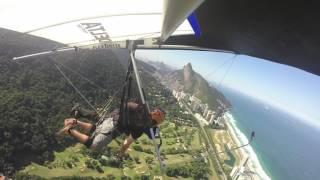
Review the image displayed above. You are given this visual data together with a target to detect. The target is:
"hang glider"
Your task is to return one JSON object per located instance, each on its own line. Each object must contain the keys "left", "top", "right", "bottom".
{"left": 167, "top": 0, "right": 320, "bottom": 76}
{"left": 0, "top": 0, "right": 203, "bottom": 49}
{"left": 1, "top": 0, "right": 319, "bottom": 75}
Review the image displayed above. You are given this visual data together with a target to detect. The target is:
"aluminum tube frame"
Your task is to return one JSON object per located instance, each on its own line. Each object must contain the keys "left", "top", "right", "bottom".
{"left": 149, "top": 127, "right": 165, "bottom": 171}
{"left": 13, "top": 47, "right": 76, "bottom": 60}
{"left": 129, "top": 50, "right": 150, "bottom": 112}
{"left": 136, "top": 44, "right": 236, "bottom": 54}
{"left": 12, "top": 40, "right": 129, "bottom": 61}
{"left": 129, "top": 42, "right": 165, "bottom": 172}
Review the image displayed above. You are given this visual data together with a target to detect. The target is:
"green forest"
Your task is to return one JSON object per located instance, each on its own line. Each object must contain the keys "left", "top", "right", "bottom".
{"left": 0, "top": 48, "right": 127, "bottom": 176}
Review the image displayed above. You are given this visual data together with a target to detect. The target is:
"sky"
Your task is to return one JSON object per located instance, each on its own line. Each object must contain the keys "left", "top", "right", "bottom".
{"left": 136, "top": 49, "right": 320, "bottom": 129}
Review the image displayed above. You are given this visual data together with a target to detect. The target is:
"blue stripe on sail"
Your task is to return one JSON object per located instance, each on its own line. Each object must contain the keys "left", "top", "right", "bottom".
{"left": 188, "top": 12, "right": 201, "bottom": 37}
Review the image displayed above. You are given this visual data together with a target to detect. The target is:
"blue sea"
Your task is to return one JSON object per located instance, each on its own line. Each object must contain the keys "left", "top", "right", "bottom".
{"left": 221, "top": 87, "right": 320, "bottom": 180}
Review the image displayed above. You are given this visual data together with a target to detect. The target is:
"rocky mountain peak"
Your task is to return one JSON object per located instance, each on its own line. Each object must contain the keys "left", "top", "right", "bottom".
{"left": 159, "top": 62, "right": 231, "bottom": 109}
{"left": 183, "top": 62, "right": 194, "bottom": 82}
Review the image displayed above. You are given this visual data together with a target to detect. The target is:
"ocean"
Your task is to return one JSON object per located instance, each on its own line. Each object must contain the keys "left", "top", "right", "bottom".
{"left": 221, "top": 87, "right": 320, "bottom": 180}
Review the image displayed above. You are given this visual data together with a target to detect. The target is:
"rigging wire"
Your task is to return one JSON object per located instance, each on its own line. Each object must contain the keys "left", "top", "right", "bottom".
{"left": 217, "top": 57, "right": 236, "bottom": 88}
{"left": 51, "top": 56, "right": 124, "bottom": 118}
{"left": 204, "top": 55, "right": 257, "bottom": 157}
{"left": 52, "top": 58, "right": 106, "bottom": 91}
{"left": 205, "top": 54, "right": 236, "bottom": 79}
{"left": 96, "top": 83, "right": 127, "bottom": 124}
{"left": 204, "top": 53, "right": 237, "bottom": 89}
{"left": 54, "top": 63, "right": 98, "bottom": 113}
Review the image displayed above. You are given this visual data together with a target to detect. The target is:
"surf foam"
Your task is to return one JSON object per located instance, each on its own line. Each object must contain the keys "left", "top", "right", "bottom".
{"left": 225, "top": 112, "right": 271, "bottom": 180}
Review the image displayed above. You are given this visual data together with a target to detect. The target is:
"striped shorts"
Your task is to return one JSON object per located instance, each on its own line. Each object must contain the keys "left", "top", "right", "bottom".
{"left": 87, "top": 117, "right": 118, "bottom": 150}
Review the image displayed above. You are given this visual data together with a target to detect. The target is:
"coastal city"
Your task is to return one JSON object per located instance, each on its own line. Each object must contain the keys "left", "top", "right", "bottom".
{"left": 172, "top": 89, "right": 264, "bottom": 180}
{"left": 172, "top": 90, "right": 227, "bottom": 127}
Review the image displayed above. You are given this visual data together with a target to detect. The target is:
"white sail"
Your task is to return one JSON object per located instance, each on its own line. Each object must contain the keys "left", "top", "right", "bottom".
{"left": 0, "top": 0, "right": 203, "bottom": 47}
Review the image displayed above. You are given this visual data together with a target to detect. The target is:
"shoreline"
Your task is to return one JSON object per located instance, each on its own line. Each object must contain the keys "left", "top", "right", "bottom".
{"left": 224, "top": 112, "right": 271, "bottom": 180}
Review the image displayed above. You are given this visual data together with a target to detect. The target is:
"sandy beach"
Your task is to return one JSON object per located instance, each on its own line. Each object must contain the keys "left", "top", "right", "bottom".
{"left": 224, "top": 112, "right": 271, "bottom": 180}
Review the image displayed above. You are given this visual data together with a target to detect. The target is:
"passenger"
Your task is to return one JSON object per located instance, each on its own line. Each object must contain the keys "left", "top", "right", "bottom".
{"left": 57, "top": 102, "right": 165, "bottom": 158}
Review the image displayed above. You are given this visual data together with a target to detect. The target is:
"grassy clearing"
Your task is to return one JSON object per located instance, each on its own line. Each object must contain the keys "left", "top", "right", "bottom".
{"left": 21, "top": 123, "right": 205, "bottom": 179}
{"left": 164, "top": 154, "right": 193, "bottom": 165}
{"left": 23, "top": 163, "right": 123, "bottom": 178}
{"left": 190, "top": 130, "right": 201, "bottom": 150}
{"left": 22, "top": 144, "right": 123, "bottom": 178}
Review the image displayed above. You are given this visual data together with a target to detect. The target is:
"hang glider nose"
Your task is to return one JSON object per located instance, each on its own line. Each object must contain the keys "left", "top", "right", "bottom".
{"left": 160, "top": 0, "right": 204, "bottom": 42}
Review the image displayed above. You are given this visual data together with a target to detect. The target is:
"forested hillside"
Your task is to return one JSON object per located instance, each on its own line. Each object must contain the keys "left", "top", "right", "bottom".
{"left": 0, "top": 29, "right": 127, "bottom": 176}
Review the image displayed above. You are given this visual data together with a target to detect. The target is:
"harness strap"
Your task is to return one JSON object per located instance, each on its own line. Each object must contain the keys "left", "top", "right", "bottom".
{"left": 119, "top": 60, "right": 133, "bottom": 132}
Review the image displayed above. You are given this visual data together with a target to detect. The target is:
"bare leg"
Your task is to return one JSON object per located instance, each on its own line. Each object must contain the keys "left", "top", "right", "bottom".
{"left": 69, "top": 129, "right": 89, "bottom": 144}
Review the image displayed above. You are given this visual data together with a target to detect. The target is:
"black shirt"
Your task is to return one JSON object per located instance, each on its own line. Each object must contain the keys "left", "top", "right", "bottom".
{"left": 129, "top": 126, "right": 153, "bottom": 139}
{"left": 116, "top": 102, "right": 154, "bottom": 139}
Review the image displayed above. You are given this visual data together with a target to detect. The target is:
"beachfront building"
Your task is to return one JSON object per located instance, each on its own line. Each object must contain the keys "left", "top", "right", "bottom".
{"left": 217, "top": 99, "right": 227, "bottom": 109}
{"left": 190, "top": 95, "right": 201, "bottom": 106}
{"left": 209, "top": 114, "right": 215, "bottom": 124}
{"left": 206, "top": 110, "right": 214, "bottom": 121}
{"left": 189, "top": 95, "right": 202, "bottom": 113}
{"left": 198, "top": 103, "right": 207, "bottom": 115}
{"left": 173, "top": 90, "right": 190, "bottom": 102}
{"left": 172, "top": 90, "right": 180, "bottom": 100}
{"left": 173, "top": 90, "right": 226, "bottom": 126}
{"left": 215, "top": 116, "right": 225, "bottom": 128}
{"left": 203, "top": 104, "right": 209, "bottom": 117}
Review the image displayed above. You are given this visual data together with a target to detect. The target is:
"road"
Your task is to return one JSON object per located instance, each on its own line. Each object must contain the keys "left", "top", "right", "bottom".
{"left": 181, "top": 101, "right": 227, "bottom": 180}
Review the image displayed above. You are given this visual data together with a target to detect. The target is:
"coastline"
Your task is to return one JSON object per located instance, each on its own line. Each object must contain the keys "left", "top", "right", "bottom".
{"left": 224, "top": 112, "right": 271, "bottom": 180}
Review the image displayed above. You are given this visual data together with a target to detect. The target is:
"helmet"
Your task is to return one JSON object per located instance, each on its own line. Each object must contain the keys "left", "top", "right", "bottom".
{"left": 150, "top": 107, "right": 166, "bottom": 124}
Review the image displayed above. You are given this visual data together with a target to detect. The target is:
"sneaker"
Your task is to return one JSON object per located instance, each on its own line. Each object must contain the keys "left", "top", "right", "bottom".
{"left": 70, "top": 103, "right": 81, "bottom": 118}
{"left": 70, "top": 103, "right": 98, "bottom": 120}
